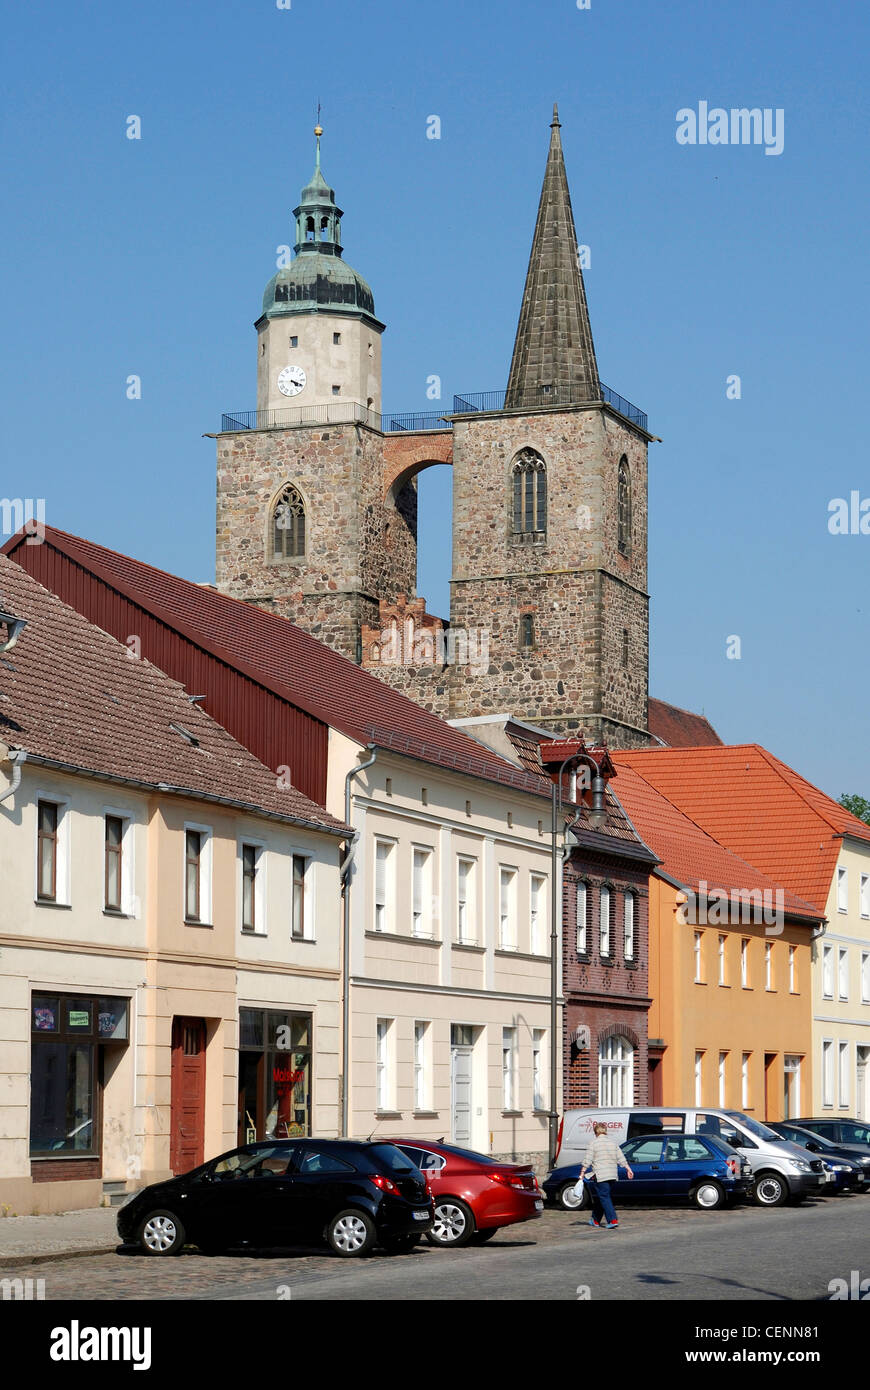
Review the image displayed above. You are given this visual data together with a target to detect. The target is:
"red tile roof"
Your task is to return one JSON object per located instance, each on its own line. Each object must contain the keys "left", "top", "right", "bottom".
{"left": 3, "top": 527, "right": 548, "bottom": 799}
{"left": 610, "top": 762, "right": 820, "bottom": 923}
{"left": 614, "top": 745, "right": 870, "bottom": 913}
{"left": 0, "top": 557, "right": 348, "bottom": 835}
{"left": 647, "top": 698, "right": 723, "bottom": 748}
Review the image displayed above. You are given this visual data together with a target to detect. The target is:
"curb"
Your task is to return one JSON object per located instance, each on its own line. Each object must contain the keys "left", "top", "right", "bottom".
{"left": 0, "top": 1244, "right": 117, "bottom": 1269}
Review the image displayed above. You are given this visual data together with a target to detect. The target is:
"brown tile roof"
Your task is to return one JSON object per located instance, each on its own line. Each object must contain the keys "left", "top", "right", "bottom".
{"left": 615, "top": 744, "right": 870, "bottom": 913}
{"left": 647, "top": 698, "right": 723, "bottom": 748}
{"left": 0, "top": 557, "right": 349, "bottom": 835}
{"left": 4, "top": 527, "right": 548, "bottom": 800}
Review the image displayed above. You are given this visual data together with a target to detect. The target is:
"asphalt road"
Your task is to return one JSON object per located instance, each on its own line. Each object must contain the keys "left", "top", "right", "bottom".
{"left": 3, "top": 1193, "right": 868, "bottom": 1302}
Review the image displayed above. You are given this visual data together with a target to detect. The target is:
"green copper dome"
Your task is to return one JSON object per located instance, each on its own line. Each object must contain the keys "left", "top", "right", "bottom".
{"left": 259, "top": 126, "right": 383, "bottom": 328}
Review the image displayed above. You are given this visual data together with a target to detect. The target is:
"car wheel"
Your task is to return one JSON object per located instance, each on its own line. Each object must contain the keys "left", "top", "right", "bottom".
{"left": 753, "top": 1172, "right": 789, "bottom": 1207}
{"left": 427, "top": 1198, "right": 475, "bottom": 1247}
{"left": 327, "top": 1209, "right": 376, "bottom": 1257}
{"left": 691, "top": 1180, "right": 725, "bottom": 1210}
{"left": 558, "top": 1181, "right": 587, "bottom": 1211}
{"left": 470, "top": 1227, "right": 499, "bottom": 1244}
{"left": 137, "top": 1209, "right": 186, "bottom": 1256}
{"left": 381, "top": 1233, "right": 420, "bottom": 1254}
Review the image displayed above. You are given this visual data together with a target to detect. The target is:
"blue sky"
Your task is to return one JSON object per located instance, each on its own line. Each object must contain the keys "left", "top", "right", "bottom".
{"left": 2, "top": 0, "right": 868, "bottom": 798}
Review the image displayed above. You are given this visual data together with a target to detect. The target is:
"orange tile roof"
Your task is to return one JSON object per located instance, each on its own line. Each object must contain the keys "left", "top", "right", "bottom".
{"left": 647, "top": 698, "right": 723, "bottom": 748}
{"left": 610, "top": 763, "right": 820, "bottom": 923}
{"left": 614, "top": 745, "right": 870, "bottom": 913}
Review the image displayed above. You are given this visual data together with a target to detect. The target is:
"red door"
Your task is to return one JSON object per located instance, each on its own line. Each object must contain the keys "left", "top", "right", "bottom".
{"left": 170, "top": 1018, "right": 206, "bottom": 1174}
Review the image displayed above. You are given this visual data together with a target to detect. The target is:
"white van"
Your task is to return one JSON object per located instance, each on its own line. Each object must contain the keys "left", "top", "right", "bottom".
{"left": 555, "top": 1106, "right": 830, "bottom": 1207}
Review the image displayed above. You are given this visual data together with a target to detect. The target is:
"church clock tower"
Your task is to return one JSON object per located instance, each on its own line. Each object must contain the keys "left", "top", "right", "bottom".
{"left": 256, "top": 125, "right": 385, "bottom": 417}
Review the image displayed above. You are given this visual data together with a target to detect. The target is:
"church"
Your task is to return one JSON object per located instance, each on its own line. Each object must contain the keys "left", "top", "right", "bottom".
{"left": 215, "top": 107, "right": 654, "bottom": 749}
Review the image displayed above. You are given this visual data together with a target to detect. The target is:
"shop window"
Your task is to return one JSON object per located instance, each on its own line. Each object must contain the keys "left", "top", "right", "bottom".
{"left": 238, "top": 1007, "right": 312, "bottom": 1144}
{"left": 30, "top": 992, "right": 129, "bottom": 1159}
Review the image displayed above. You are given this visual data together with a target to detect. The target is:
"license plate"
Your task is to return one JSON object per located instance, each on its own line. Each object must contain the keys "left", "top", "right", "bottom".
{"left": 534, "top": 1198, "right": 544, "bottom": 1210}
{"left": 412, "top": 1210, "right": 430, "bottom": 1221}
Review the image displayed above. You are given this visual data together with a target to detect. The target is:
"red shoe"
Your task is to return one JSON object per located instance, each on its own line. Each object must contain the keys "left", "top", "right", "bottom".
{"left": 607, "top": 1220, "right": 619, "bottom": 1228}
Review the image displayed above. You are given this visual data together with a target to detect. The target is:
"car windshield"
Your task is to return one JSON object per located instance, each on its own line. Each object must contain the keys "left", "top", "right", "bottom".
{"left": 725, "top": 1111, "right": 779, "bottom": 1142}
{"left": 783, "top": 1126, "right": 834, "bottom": 1149}
{"left": 368, "top": 1143, "right": 416, "bottom": 1172}
{"left": 840, "top": 1123, "right": 870, "bottom": 1145}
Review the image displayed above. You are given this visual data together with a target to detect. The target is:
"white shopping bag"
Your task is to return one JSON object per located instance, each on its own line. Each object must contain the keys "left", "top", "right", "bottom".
{"left": 572, "top": 1175, "right": 585, "bottom": 1199}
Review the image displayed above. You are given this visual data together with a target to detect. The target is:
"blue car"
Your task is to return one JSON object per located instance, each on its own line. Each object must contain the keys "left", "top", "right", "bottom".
{"left": 543, "top": 1133, "right": 751, "bottom": 1212}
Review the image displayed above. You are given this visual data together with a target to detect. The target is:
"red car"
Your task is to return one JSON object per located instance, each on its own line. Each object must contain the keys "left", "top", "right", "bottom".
{"left": 391, "top": 1140, "right": 543, "bottom": 1247}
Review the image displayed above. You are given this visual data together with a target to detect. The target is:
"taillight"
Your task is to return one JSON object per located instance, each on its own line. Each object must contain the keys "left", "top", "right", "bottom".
{"left": 490, "top": 1173, "right": 527, "bottom": 1190}
{"left": 555, "top": 1116, "right": 564, "bottom": 1163}
{"left": 371, "top": 1174, "right": 401, "bottom": 1196}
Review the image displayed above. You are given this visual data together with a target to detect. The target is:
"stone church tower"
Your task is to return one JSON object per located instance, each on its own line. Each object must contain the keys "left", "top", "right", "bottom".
{"left": 215, "top": 113, "right": 652, "bottom": 747}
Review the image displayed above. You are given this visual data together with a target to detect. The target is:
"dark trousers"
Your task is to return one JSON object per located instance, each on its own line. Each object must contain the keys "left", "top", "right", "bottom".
{"left": 587, "top": 1178, "right": 617, "bottom": 1225}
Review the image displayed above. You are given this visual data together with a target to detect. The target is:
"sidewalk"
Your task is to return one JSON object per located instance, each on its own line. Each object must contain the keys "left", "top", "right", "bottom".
{"left": 0, "top": 1207, "right": 118, "bottom": 1266}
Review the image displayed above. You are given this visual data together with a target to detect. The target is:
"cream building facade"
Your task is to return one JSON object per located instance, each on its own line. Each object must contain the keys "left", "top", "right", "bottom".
{"left": 813, "top": 835, "right": 870, "bottom": 1118}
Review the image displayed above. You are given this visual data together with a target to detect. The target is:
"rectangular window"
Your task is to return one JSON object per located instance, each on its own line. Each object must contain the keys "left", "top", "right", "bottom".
{"left": 789, "top": 945, "right": 796, "bottom": 993}
{"left": 376, "top": 1019, "right": 393, "bottom": 1111}
{"left": 741, "top": 938, "right": 750, "bottom": 988}
{"left": 530, "top": 874, "right": 547, "bottom": 955}
{"left": 822, "top": 944, "right": 834, "bottom": 998}
{"left": 532, "top": 1029, "right": 546, "bottom": 1111}
{"left": 861, "top": 874, "right": 870, "bottom": 919}
{"left": 624, "top": 893, "right": 635, "bottom": 961}
{"left": 718, "top": 933, "right": 726, "bottom": 986}
{"left": 457, "top": 857, "right": 476, "bottom": 944}
{"left": 412, "top": 848, "right": 433, "bottom": 938}
{"left": 37, "top": 800, "right": 59, "bottom": 901}
{"left": 241, "top": 844, "right": 258, "bottom": 932}
{"left": 837, "top": 866, "right": 848, "bottom": 913}
{"left": 30, "top": 991, "right": 129, "bottom": 1158}
{"left": 600, "top": 886, "right": 611, "bottom": 957}
{"left": 291, "top": 854, "right": 307, "bottom": 940}
{"left": 765, "top": 942, "right": 773, "bottom": 990}
{"left": 862, "top": 951, "right": 870, "bottom": 1004}
{"left": 694, "top": 931, "right": 703, "bottom": 984}
{"left": 104, "top": 815, "right": 123, "bottom": 912}
{"left": 784, "top": 1055, "right": 801, "bottom": 1119}
{"left": 502, "top": 1027, "right": 518, "bottom": 1111}
{"left": 838, "top": 947, "right": 849, "bottom": 1001}
{"left": 718, "top": 1052, "right": 728, "bottom": 1107}
{"left": 576, "top": 881, "right": 588, "bottom": 954}
{"left": 822, "top": 1040, "right": 834, "bottom": 1106}
{"left": 374, "top": 840, "right": 393, "bottom": 933}
{"left": 741, "top": 1052, "right": 751, "bottom": 1109}
{"left": 185, "top": 829, "right": 202, "bottom": 921}
{"left": 694, "top": 1051, "right": 704, "bottom": 1105}
{"left": 499, "top": 868, "right": 517, "bottom": 950}
{"left": 414, "top": 1021, "right": 430, "bottom": 1111}
{"left": 838, "top": 1041, "right": 850, "bottom": 1107}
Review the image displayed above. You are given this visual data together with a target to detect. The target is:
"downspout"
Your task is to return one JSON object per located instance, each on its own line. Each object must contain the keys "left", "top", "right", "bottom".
{"left": 341, "top": 743, "right": 377, "bottom": 1136}
{"left": 0, "top": 748, "right": 26, "bottom": 806}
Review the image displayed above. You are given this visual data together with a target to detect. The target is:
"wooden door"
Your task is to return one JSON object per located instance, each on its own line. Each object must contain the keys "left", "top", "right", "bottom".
{"left": 170, "top": 1018, "right": 206, "bottom": 1174}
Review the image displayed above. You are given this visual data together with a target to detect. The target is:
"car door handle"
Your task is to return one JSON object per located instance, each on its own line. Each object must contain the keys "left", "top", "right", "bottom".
{"left": 650, "top": 1165, "right": 661, "bottom": 1170}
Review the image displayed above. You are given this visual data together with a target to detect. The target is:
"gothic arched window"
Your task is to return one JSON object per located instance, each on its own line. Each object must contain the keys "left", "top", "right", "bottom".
{"left": 617, "top": 457, "right": 632, "bottom": 556}
{"left": 511, "top": 449, "right": 547, "bottom": 536}
{"left": 520, "top": 613, "right": 535, "bottom": 649}
{"left": 271, "top": 483, "right": 306, "bottom": 561}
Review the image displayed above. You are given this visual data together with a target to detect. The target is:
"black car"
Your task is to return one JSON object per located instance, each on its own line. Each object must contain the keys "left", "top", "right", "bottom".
{"left": 793, "top": 1118, "right": 870, "bottom": 1159}
{"left": 117, "top": 1139, "right": 434, "bottom": 1257}
{"left": 774, "top": 1120, "right": 870, "bottom": 1186}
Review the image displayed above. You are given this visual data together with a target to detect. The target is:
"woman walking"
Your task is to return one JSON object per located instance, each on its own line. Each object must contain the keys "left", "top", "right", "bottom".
{"left": 580, "top": 1122, "right": 634, "bottom": 1228}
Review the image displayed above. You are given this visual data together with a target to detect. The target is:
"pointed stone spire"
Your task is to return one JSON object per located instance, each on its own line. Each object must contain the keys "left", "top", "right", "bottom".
{"left": 505, "top": 106, "right": 601, "bottom": 408}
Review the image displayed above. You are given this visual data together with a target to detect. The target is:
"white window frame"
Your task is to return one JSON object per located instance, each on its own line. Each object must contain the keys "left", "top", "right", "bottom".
{"left": 789, "top": 944, "right": 796, "bottom": 993}
{"left": 838, "top": 1041, "right": 850, "bottom": 1107}
{"left": 34, "top": 792, "right": 72, "bottom": 907}
{"left": 784, "top": 1054, "right": 801, "bottom": 1118}
{"left": 741, "top": 937, "right": 749, "bottom": 988}
{"left": 718, "top": 1051, "right": 727, "bottom": 1107}
{"left": 376, "top": 1018, "right": 394, "bottom": 1112}
{"left": 600, "top": 886, "right": 611, "bottom": 958}
{"left": 838, "top": 946, "right": 849, "bottom": 1001}
{"left": 718, "top": 933, "right": 726, "bottom": 986}
{"left": 102, "top": 805, "right": 136, "bottom": 917}
{"left": 862, "top": 951, "right": 870, "bottom": 1004}
{"left": 861, "top": 873, "right": 870, "bottom": 920}
{"left": 456, "top": 856, "right": 476, "bottom": 945}
{"left": 837, "top": 866, "right": 848, "bottom": 914}
{"left": 822, "top": 1039, "right": 834, "bottom": 1107}
{"left": 183, "top": 821, "right": 213, "bottom": 925}
{"left": 412, "top": 845, "right": 434, "bottom": 939}
{"left": 238, "top": 836, "right": 267, "bottom": 936}
{"left": 290, "top": 849, "right": 314, "bottom": 941}
{"left": 741, "top": 1052, "right": 751, "bottom": 1109}
{"left": 414, "top": 1020, "right": 431, "bottom": 1112}
{"left": 530, "top": 874, "right": 547, "bottom": 956}
{"left": 765, "top": 942, "right": 773, "bottom": 991}
{"left": 599, "top": 1035, "right": 634, "bottom": 1108}
{"left": 499, "top": 867, "right": 518, "bottom": 951}
{"left": 576, "top": 881, "right": 588, "bottom": 954}
{"left": 532, "top": 1029, "right": 546, "bottom": 1111}
{"left": 822, "top": 944, "right": 834, "bottom": 999}
{"left": 694, "top": 931, "right": 703, "bottom": 984}
{"left": 694, "top": 1050, "right": 704, "bottom": 1105}
{"left": 374, "top": 838, "right": 396, "bottom": 934}
{"left": 502, "top": 1026, "right": 518, "bottom": 1110}
{"left": 624, "top": 892, "right": 635, "bottom": 962}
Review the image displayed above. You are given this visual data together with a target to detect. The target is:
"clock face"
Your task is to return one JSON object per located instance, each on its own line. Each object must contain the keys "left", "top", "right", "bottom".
{"left": 277, "top": 365, "right": 307, "bottom": 397}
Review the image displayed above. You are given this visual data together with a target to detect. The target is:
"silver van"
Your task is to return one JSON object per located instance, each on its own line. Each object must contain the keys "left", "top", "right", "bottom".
{"left": 555, "top": 1106, "right": 830, "bottom": 1207}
